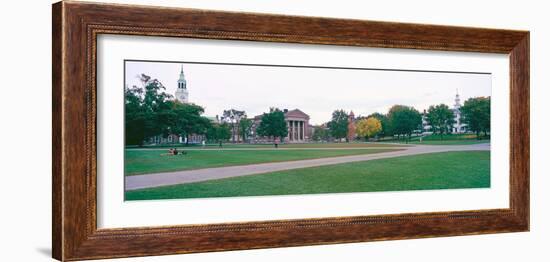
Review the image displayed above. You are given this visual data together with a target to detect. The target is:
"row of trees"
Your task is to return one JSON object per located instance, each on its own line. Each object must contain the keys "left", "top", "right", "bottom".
{"left": 126, "top": 74, "right": 490, "bottom": 145}
{"left": 425, "top": 97, "right": 491, "bottom": 139}
{"left": 125, "top": 74, "right": 236, "bottom": 146}
{"left": 322, "top": 110, "right": 385, "bottom": 141}
{"left": 125, "top": 74, "right": 296, "bottom": 147}
{"left": 316, "top": 106, "right": 422, "bottom": 142}
{"left": 314, "top": 96, "right": 490, "bottom": 142}
{"left": 125, "top": 74, "right": 209, "bottom": 146}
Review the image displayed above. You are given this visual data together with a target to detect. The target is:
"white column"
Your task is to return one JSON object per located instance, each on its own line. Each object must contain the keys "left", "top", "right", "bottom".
{"left": 288, "top": 121, "right": 292, "bottom": 141}
{"left": 299, "top": 121, "right": 302, "bottom": 141}
{"left": 286, "top": 120, "right": 291, "bottom": 141}
{"left": 293, "top": 121, "right": 297, "bottom": 141}
{"left": 302, "top": 121, "right": 305, "bottom": 141}
{"left": 290, "top": 121, "right": 295, "bottom": 141}
{"left": 296, "top": 121, "right": 299, "bottom": 141}
{"left": 290, "top": 121, "right": 293, "bottom": 141}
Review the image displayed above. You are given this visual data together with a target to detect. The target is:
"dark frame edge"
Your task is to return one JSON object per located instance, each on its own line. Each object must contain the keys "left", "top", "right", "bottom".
{"left": 52, "top": 1, "right": 63, "bottom": 261}
{"left": 509, "top": 33, "right": 530, "bottom": 230}
{"left": 52, "top": 1, "right": 530, "bottom": 261}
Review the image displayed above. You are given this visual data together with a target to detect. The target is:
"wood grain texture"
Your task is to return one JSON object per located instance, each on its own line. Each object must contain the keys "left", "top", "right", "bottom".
{"left": 52, "top": 2, "right": 63, "bottom": 260}
{"left": 52, "top": 1, "right": 530, "bottom": 261}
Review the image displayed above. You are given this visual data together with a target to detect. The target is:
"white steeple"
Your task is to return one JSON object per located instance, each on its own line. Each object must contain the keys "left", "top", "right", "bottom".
{"left": 175, "top": 65, "right": 189, "bottom": 103}
{"left": 454, "top": 88, "right": 461, "bottom": 110}
{"left": 452, "top": 89, "right": 464, "bottom": 133}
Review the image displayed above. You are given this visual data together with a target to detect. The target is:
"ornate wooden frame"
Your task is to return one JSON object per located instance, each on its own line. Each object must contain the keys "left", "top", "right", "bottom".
{"left": 52, "top": 1, "right": 529, "bottom": 261}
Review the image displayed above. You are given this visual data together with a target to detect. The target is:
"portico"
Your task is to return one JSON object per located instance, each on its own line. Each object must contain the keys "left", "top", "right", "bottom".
{"left": 284, "top": 109, "right": 310, "bottom": 142}
{"left": 287, "top": 119, "right": 307, "bottom": 141}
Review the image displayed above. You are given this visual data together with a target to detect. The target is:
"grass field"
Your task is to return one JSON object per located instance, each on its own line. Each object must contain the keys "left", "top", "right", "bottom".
{"left": 407, "top": 140, "right": 490, "bottom": 145}
{"left": 125, "top": 151, "right": 490, "bottom": 200}
{"left": 125, "top": 148, "right": 400, "bottom": 176}
{"left": 380, "top": 134, "right": 490, "bottom": 145}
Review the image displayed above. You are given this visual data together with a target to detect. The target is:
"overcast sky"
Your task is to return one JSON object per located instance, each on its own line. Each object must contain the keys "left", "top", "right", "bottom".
{"left": 125, "top": 60, "right": 491, "bottom": 125}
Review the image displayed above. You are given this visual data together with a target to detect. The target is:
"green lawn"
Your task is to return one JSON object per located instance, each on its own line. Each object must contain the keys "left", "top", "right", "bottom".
{"left": 125, "top": 148, "right": 400, "bottom": 176}
{"left": 125, "top": 151, "right": 490, "bottom": 200}
{"left": 408, "top": 140, "right": 490, "bottom": 145}
{"left": 380, "top": 134, "right": 490, "bottom": 145}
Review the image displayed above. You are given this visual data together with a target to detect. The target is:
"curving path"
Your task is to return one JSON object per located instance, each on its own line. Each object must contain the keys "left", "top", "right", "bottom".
{"left": 125, "top": 143, "right": 489, "bottom": 191}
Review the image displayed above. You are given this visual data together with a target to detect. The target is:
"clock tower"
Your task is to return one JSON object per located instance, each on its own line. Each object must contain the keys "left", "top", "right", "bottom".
{"left": 175, "top": 65, "right": 189, "bottom": 103}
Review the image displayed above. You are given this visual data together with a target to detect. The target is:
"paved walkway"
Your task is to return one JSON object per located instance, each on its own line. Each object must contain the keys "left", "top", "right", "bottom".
{"left": 125, "top": 143, "right": 489, "bottom": 191}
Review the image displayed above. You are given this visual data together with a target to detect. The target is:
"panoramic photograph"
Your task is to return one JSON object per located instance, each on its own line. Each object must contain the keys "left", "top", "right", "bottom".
{"left": 123, "top": 60, "right": 491, "bottom": 201}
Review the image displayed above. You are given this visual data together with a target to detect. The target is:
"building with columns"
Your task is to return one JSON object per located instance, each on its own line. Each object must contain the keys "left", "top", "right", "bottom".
{"left": 251, "top": 108, "right": 311, "bottom": 143}
{"left": 284, "top": 109, "right": 311, "bottom": 142}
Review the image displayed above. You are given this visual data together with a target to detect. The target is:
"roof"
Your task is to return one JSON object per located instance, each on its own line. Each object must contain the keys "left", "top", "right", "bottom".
{"left": 253, "top": 108, "right": 310, "bottom": 120}
{"left": 285, "top": 109, "right": 310, "bottom": 119}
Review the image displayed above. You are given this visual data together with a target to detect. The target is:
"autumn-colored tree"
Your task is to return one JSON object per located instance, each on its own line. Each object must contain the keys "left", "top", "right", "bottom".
{"left": 356, "top": 117, "right": 382, "bottom": 140}
{"left": 367, "top": 112, "right": 391, "bottom": 137}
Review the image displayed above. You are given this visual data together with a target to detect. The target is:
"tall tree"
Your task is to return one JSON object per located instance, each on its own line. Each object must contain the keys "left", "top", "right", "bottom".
{"left": 217, "top": 123, "right": 232, "bottom": 145}
{"left": 387, "top": 105, "right": 422, "bottom": 142}
{"left": 356, "top": 117, "right": 382, "bottom": 140}
{"left": 238, "top": 118, "right": 253, "bottom": 143}
{"left": 165, "top": 102, "right": 211, "bottom": 145}
{"left": 124, "top": 74, "right": 172, "bottom": 146}
{"left": 222, "top": 109, "right": 246, "bottom": 143}
{"left": 426, "top": 104, "right": 455, "bottom": 139}
{"left": 328, "top": 109, "right": 349, "bottom": 141}
{"left": 461, "top": 97, "right": 491, "bottom": 138}
{"left": 256, "top": 108, "right": 288, "bottom": 147}
{"left": 124, "top": 85, "right": 146, "bottom": 145}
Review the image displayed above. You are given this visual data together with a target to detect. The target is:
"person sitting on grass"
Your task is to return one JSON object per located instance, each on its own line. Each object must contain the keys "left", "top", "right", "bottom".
{"left": 172, "top": 148, "right": 179, "bottom": 155}
{"left": 160, "top": 148, "right": 174, "bottom": 156}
